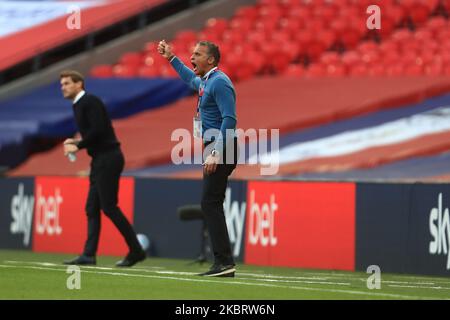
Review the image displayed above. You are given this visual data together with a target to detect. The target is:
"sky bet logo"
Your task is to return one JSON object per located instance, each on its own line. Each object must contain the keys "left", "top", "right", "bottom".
{"left": 429, "top": 193, "right": 450, "bottom": 270}
{"left": 248, "top": 190, "right": 278, "bottom": 247}
{"left": 224, "top": 187, "right": 246, "bottom": 257}
{"left": 10, "top": 183, "right": 34, "bottom": 246}
{"left": 35, "top": 184, "right": 63, "bottom": 236}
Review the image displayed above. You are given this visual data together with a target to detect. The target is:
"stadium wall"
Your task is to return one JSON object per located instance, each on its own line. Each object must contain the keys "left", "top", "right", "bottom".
{"left": 0, "top": 176, "right": 449, "bottom": 277}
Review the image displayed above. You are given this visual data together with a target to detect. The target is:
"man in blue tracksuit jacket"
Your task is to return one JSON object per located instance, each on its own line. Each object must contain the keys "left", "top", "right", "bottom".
{"left": 158, "top": 39, "right": 237, "bottom": 277}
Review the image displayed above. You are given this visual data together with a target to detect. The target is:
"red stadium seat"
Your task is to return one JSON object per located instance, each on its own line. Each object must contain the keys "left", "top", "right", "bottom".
{"left": 119, "top": 52, "right": 143, "bottom": 68}
{"left": 306, "top": 41, "right": 327, "bottom": 60}
{"left": 143, "top": 53, "right": 167, "bottom": 68}
{"left": 444, "top": 65, "right": 450, "bottom": 76}
{"left": 174, "top": 30, "right": 197, "bottom": 43}
{"left": 235, "top": 64, "right": 255, "bottom": 81}
{"left": 260, "top": 43, "right": 278, "bottom": 68}
{"left": 320, "top": 52, "right": 340, "bottom": 65}
{"left": 159, "top": 64, "right": 178, "bottom": 78}
{"left": 283, "top": 64, "right": 305, "bottom": 77}
{"left": 138, "top": 66, "right": 160, "bottom": 78}
{"left": 326, "top": 63, "right": 347, "bottom": 77}
{"left": 204, "top": 18, "right": 228, "bottom": 35}
{"left": 197, "top": 31, "right": 220, "bottom": 44}
{"left": 270, "top": 31, "right": 292, "bottom": 43}
{"left": 246, "top": 30, "right": 267, "bottom": 49}
{"left": 399, "top": 0, "right": 417, "bottom": 9}
{"left": 367, "top": 64, "right": 386, "bottom": 77}
{"left": 258, "top": 0, "right": 279, "bottom": 6}
{"left": 305, "top": 63, "right": 326, "bottom": 78}
{"left": 90, "top": 65, "right": 113, "bottom": 78}
{"left": 329, "top": 19, "right": 349, "bottom": 44}
{"left": 425, "top": 16, "right": 448, "bottom": 36}
{"left": 313, "top": 3, "right": 336, "bottom": 22}
{"left": 341, "top": 29, "right": 362, "bottom": 49}
{"left": 444, "top": 0, "right": 450, "bottom": 14}
{"left": 258, "top": 4, "right": 284, "bottom": 20}
{"left": 295, "top": 30, "right": 314, "bottom": 49}
{"left": 88, "top": 0, "right": 449, "bottom": 81}
{"left": 280, "top": 0, "right": 302, "bottom": 8}
{"left": 413, "top": 29, "right": 433, "bottom": 42}
{"left": 113, "top": 64, "right": 139, "bottom": 78}
{"left": 222, "top": 29, "right": 245, "bottom": 45}
{"left": 246, "top": 50, "right": 265, "bottom": 73}
{"left": 143, "top": 41, "right": 158, "bottom": 54}
{"left": 424, "top": 62, "right": 443, "bottom": 76}
{"left": 409, "top": 3, "right": 431, "bottom": 26}
{"left": 341, "top": 51, "right": 361, "bottom": 66}
{"left": 373, "top": 16, "right": 396, "bottom": 39}
{"left": 270, "top": 53, "right": 292, "bottom": 73}
{"left": 391, "top": 29, "right": 414, "bottom": 45}
{"left": 385, "top": 64, "right": 405, "bottom": 76}
{"left": 287, "top": 6, "right": 312, "bottom": 20}
{"left": 316, "top": 29, "right": 337, "bottom": 49}
{"left": 279, "top": 17, "right": 303, "bottom": 34}
{"left": 383, "top": 5, "right": 406, "bottom": 25}
{"left": 378, "top": 40, "right": 398, "bottom": 54}
{"left": 349, "top": 63, "right": 368, "bottom": 76}
{"left": 404, "top": 64, "right": 424, "bottom": 76}
{"left": 254, "top": 18, "right": 279, "bottom": 37}
{"left": 357, "top": 41, "right": 379, "bottom": 54}
{"left": 305, "top": 18, "right": 326, "bottom": 33}
{"left": 382, "top": 51, "right": 401, "bottom": 64}
{"left": 422, "top": 0, "right": 440, "bottom": 11}
{"left": 329, "top": 0, "right": 350, "bottom": 7}
{"left": 441, "top": 52, "right": 450, "bottom": 65}
{"left": 235, "top": 6, "right": 258, "bottom": 21}
{"left": 228, "top": 17, "right": 253, "bottom": 34}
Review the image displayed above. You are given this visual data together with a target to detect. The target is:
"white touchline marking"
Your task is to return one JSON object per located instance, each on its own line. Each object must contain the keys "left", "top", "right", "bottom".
{"left": 2, "top": 261, "right": 344, "bottom": 283}
{"left": 303, "top": 275, "right": 450, "bottom": 286}
{"left": 236, "top": 276, "right": 351, "bottom": 286}
{"left": 0, "top": 264, "right": 445, "bottom": 300}
{"left": 389, "top": 274, "right": 450, "bottom": 283}
{"left": 238, "top": 272, "right": 329, "bottom": 280}
{"left": 381, "top": 280, "right": 435, "bottom": 285}
{"left": 3, "top": 260, "right": 165, "bottom": 271}
{"left": 293, "top": 271, "right": 450, "bottom": 284}
{"left": 5, "top": 260, "right": 450, "bottom": 288}
{"left": 388, "top": 284, "right": 450, "bottom": 290}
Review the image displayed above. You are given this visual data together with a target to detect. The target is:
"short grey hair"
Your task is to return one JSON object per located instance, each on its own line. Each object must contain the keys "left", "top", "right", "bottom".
{"left": 198, "top": 40, "right": 220, "bottom": 66}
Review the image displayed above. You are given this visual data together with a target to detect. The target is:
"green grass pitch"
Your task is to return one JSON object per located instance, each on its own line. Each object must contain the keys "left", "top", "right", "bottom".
{"left": 0, "top": 250, "right": 449, "bottom": 300}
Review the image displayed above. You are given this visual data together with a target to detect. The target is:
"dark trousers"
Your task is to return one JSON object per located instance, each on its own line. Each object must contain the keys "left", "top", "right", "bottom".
{"left": 83, "top": 148, "right": 141, "bottom": 256}
{"left": 201, "top": 139, "right": 237, "bottom": 266}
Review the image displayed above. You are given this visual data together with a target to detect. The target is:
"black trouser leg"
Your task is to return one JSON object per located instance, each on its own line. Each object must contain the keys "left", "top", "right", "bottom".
{"left": 201, "top": 139, "right": 237, "bottom": 266}
{"left": 87, "top": 150, "right": 142, "bottom": 255}
{"left": 83, "top": 177, "right": 101, "bottom": 257}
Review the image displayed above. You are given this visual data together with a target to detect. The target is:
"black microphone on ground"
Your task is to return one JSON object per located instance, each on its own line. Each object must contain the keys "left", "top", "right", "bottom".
{"left": 177, "top": 204, "right": 204, "bottom": 221}
{"left": 177, "top": 204, "right": 209, "bottom": 264}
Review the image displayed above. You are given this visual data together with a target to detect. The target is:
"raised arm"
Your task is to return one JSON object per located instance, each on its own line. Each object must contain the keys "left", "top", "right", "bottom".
{"left": 158, "top": 40, "right": 201, "bottom": 91}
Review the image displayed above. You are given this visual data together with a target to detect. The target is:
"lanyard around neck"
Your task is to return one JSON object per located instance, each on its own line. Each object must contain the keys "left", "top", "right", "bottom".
{"left": 197, "top": 68, "right": 218, "bottom": 114}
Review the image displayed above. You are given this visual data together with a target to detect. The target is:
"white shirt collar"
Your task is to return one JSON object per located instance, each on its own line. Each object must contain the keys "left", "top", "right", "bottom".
{"left": 202, "top": 67, "right": 218, "bottom": 81}
{"left": 73, "top": 90, "right": 86, "bottom": 104}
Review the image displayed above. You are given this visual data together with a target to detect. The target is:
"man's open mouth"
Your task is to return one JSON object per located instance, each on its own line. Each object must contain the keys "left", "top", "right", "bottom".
{"left": 192, "top": 62, "right": 198, "bottom": 72}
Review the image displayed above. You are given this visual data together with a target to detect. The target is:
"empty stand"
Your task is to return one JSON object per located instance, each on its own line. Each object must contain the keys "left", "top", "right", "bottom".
{"left": 90, "top": 0, "right": 450, "bottom": 81}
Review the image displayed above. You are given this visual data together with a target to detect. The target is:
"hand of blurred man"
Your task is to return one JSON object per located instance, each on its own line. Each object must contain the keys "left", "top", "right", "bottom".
{"left": 158, "top": 40, "right": 174, "bottom": 61}
{"left": 203, "top": 154, "right": 219, "bottom": 175}
{"left": 64, "top": 138, "right": 80, "bottom": 145}
{"left": 63, "top": 143, "right": 79, "bottom": 156}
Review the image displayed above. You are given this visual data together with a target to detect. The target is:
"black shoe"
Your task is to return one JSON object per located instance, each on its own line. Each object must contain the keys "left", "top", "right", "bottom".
{"left": 63, "top": 255, "right": 96, "bottom": 265}
{"left": 115, "top": 250, "right": 146, "bottom": 267}
{"left": 198, "top": 264, "right": 235, "bottom": 277}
